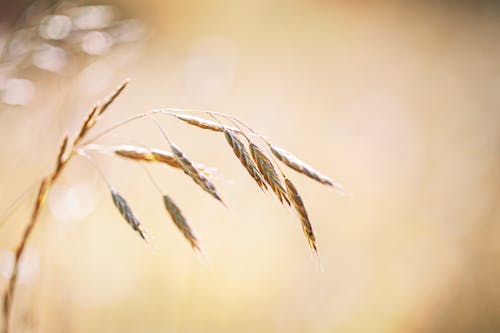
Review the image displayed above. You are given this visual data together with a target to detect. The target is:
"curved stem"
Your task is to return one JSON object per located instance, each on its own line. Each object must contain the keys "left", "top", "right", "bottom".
{"left": 146, "top": 114, "right": 172, "bottom": 146}
{"left": 79, "top": 112, "right": 149, "bottom": 146}
{"left": 76, "top": 150, "right": 112, "bottom": 189}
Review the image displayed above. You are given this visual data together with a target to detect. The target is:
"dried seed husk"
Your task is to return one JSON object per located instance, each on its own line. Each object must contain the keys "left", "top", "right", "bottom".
{"left": 163, "top": 195, "right": 200, "bottom": 251}
{"left": 271, "top": 145, "right": 344, "bottom": 191}
{"left": 111, "top": 189, "right": 147, "bottom": 240}
{"left": 151, "top": 148, "right": 181, "bottom": 167}
{"left": 111, "top": 145, "right": 213, "bottom": 178}
{"left": 173, "top": 113, "right": 240, "bottom": 133}
{"left": 75, "top": 105, "right": 99, "bottom": 145}
{"left": 170, "top": 143, "right": 224, "bottom": 204}
{"left": 114, "top": 145, "right": 155, "bottom": 162}
{"left": 224, "top": 131, "right": 267, "bottom": 190}
{"left": 249, "top": 143, "right": 289, "bottom": 205}
{"left": 174, "top": 114, "right": 224, "bottom": 132}
{"left": 284, "top": 178, "right": 317, "bottom": 253}
{"left": 51, "top": 134, "right": 70, "bottom": 181}
{"left": 97, "top": 79, "right": 129, "bottom": 116}
{"left": 74, "top": 80, "right": 129, "bottom": 145}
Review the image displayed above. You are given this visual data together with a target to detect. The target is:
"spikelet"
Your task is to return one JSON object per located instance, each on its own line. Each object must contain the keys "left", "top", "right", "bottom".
{"left": 151, "top": 148, "right": 181, "bottom": 167}
{"left": 152, "top": 148, "right": 212, "bottom": 178}
{"left": 111, "top": 145, "right": 213, "bottom": 178}
{"left": 163, "top": 195, "right": 200, "bottom": 251}
{"left": 75, "top": 105, "right": 99, "bottom": 145}
{"left": 170, "top": 143, "right": 224, "bottom": 204}
{"left": 271, "top": 145, "right": 344, "bottom": 192}
{"left": 173, "top": 113, "right": 240, "bottom": 133}
{"left": 248, "top": 143, "right": 289, "bottom": 205}
{"left": 223, "top": 130, "right": 267, "bottom": 191}
{"left": 97, "top": 79, "right": 130, "bottom": 116}
{"left": 51, "top": 134, "right": 70, "bottom": 181}
{"left": 284, "top": 177, "right": 317, "bottom": 253}
{"left": 74, "top": 79, "right": 129, "bottom": 145}
{"left": 173, "top": 114, "right": 224, "bottom": 132}
{"left": 114, "top": 145, "right": 155, "bottom": 162}
{"left": 111, "top": 189, "right": 147, "bottom": 240}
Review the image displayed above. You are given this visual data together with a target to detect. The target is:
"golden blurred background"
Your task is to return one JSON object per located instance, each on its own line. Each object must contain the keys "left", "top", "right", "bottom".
{"left": 1, "top": 1, "right": 500, "bottom": 332}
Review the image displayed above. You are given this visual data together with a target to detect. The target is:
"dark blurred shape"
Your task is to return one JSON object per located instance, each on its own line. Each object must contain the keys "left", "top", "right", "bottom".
{"left": 0, "top": 0, "right": 145, "bottom": 107}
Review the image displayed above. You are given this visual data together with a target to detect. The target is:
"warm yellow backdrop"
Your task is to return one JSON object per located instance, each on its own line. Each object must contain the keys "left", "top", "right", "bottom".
{"left": 1, "top": 1, "right": 499, "bottom": 332}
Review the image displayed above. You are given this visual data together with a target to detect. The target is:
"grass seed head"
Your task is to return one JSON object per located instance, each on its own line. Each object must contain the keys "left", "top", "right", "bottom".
{"left": 111, "top": 189, "right": 147, "bottom": 241}
{"left": 249, "top": 143, "right": 290, "bottom": 205}
{"left": 271, "top": 145, "right": 344, "bottom": 192}
{"left": 284, "top": 177, "right": 317, "bottom": 253}
{"left": 163, "top": 195, "right": 200, "bottom": 251}
{"left": 224, "top": 131, "right": 267, "bottom": 191}
{"left": 170, "top": 143, "right": 224, "bottom": 204}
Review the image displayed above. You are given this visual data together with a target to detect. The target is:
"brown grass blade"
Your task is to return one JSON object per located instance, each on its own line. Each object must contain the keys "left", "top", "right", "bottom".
{"left": 271, "top": 145, "right": 344, "bottom": 192}
{"left": 248, "top": 143, "right": 290, "bottom": 205}
{"left": 223, "top": 131, "right": 267, "bottom": 191}
{"left": 111, "top": 189, "right": 147, "bottom": 240}
{"left": 284, "top": 177, "right": 317, "bottom": 253}
{"left": 170, "top": 143, "right": 224, "bottom": 204}
{"left": 163, "top": 195, "right": 200, "bottom": 251}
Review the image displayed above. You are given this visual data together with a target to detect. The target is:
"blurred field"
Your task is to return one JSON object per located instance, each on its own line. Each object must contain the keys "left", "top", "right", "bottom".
{"left": 1, "top": 1, "right": 500, "bottom": 332}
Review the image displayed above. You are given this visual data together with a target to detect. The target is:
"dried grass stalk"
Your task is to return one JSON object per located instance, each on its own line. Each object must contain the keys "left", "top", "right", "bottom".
{"left": 163, "top": 195, "right": 200, "bottom": 251}
{"left": 224, "top": 131, "right": 267, "bottom": 190}
{"left": 3, "top": 178, "right": 49, "bottom": 332}
{"left": 249, "top": 143, "right": 290, "bottom": 205}
{"left": 3, "top": 80, "right": 130, "bottom": 333}
{"left": 170, "top": 143, "right": 223, "bottom": 204}
{"left": 271, "top": 145, "right": 344, "bottom": 191}
{"left": 284, "top": 178, "right": 317, "bottom": 253}
{"left": 111, "top": 189, "right": 147, "bottom": 240}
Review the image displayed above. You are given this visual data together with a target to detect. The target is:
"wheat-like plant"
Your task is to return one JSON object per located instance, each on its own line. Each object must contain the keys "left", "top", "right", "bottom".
{"left": 1, "top": 80, "right": 344, "bottom": 333}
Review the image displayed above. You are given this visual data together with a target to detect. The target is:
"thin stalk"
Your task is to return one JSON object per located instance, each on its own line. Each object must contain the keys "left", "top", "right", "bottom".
{"left": 76, "top": 150, "right": 112, "bottom": 189}
{"left": 80, "top": 112, "right": 149, "bottom": 146}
